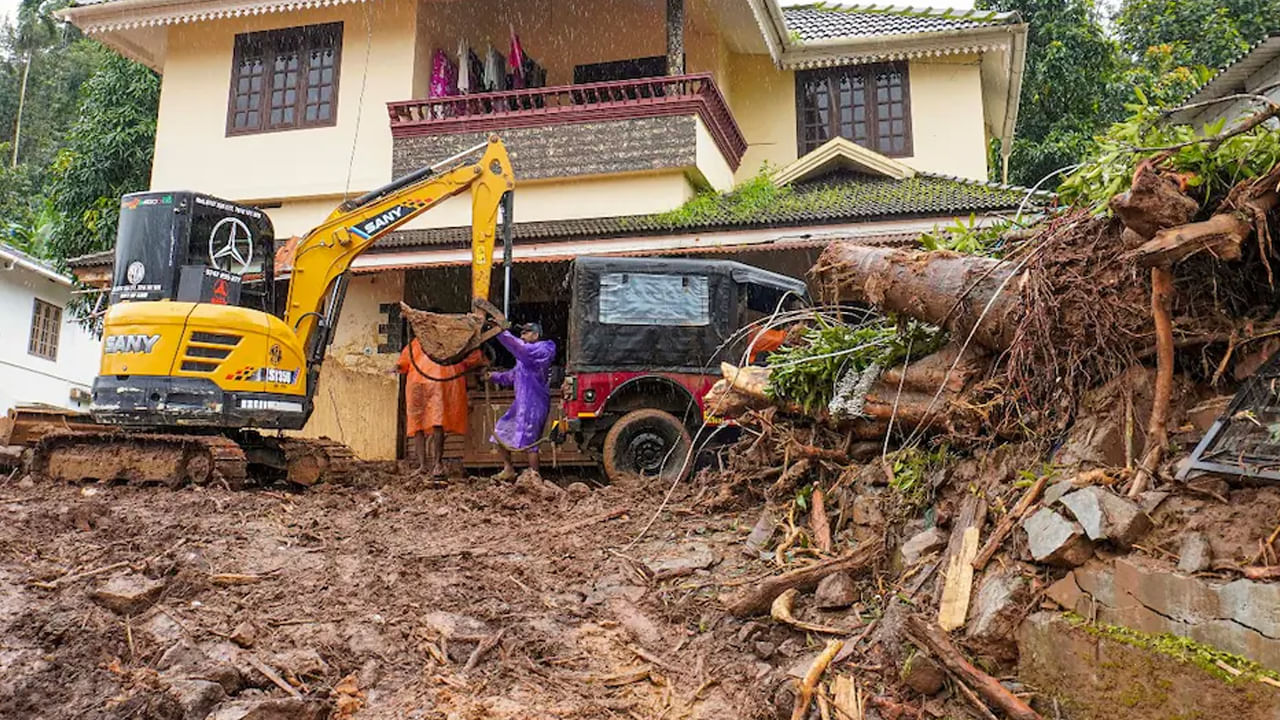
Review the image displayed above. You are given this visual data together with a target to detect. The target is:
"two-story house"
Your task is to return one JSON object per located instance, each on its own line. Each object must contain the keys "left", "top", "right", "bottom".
{"left": 62, "top": 0, "right": 1031, "bottom": 461}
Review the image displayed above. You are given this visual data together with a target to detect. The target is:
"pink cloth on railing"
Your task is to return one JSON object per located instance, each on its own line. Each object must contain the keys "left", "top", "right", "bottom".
{"left": 429, "top": 49, "right": 458, "bottom": 99}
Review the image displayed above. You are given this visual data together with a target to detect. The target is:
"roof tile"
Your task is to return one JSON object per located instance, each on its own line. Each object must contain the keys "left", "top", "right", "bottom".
{"left": 782, "top": 3, "right": 1015, "bottom": 43}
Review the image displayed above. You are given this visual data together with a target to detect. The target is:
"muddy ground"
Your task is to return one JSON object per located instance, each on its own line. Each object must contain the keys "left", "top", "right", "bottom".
{"left": 0, "top": 464, "right": 873, "bottom": 720}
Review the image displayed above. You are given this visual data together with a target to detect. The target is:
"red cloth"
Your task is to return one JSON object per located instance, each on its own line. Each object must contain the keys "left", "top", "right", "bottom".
{"left": 397, "top": 341, "right": 483, "bottom": 437}
{"left": 748, "top": 328, "right": 788, "bottom": 364}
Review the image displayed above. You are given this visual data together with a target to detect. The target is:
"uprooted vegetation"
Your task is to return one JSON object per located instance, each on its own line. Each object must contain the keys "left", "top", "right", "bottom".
{"left": 691, "top": 97, "right": 1280, "bottom": 716}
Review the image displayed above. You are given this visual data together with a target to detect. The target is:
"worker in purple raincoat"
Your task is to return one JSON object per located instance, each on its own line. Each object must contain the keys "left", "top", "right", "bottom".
{"left": 487, "top": 322, "right": 556, "bottom": 479}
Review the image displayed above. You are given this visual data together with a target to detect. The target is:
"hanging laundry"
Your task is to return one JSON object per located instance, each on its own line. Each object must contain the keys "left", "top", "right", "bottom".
{"left": 429, "top": 48, "right": 458, "bottom": 99}
{"left": 483, "top": 45, "right": 507, "bottom": 92}
{"left": 456, "top": 39, "right": 471, "bottom": 94}
{"left": 508, "top": 25, "right": 527, "bottom": 89}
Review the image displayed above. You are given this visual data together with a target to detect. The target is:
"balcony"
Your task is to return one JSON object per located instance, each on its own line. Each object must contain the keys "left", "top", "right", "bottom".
{"left": 387, "top": 73, "right": 746, "bottom": 195}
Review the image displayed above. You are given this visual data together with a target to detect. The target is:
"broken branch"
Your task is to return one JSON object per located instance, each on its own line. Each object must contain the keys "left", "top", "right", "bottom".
{"left": 722, "top": 540, "right": 879, "bottom": 617}
{"left": 770, "top": 588, "right": 851, "bottom": 635}
{"left": 811, "top": 487, "right": 833, "bottom": 554}
{"left": 791, "top": 639, "right": 844, "bottom": 720}
{"left": 972, "top": 475, "right": 1049, "bottom": 571}
{"left": 906, "top": 615, "right": 1043, "bottom": 720}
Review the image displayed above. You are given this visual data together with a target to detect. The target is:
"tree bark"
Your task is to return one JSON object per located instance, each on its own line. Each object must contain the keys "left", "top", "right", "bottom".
{"left": 814, "top": 244, "right": 1023, "bottom": 352}
{"left": 12, "top": 53, "right": 31, "bottom": 168}
{"left": 1129, "top": 265, "right": 1174, "bottom": 497}
{"left": 810, "top": 487, "right": 832, "bottom": 553}
{"left": 906, "top": 615, "right": 1044, "bottom": 720}
{"left": 722, "top": 541, "right": 879, "bottom": 616}
{"left": 1130, "top": 212, "right": 1252, "bottom": 266}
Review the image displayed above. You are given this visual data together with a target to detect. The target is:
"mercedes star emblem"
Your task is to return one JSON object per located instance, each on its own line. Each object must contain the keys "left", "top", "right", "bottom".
{"left": 208, "top": 217, "right": 254, "bottom": 274}
{"left": 126, "top": 261, "right": 145, "bottom": 285}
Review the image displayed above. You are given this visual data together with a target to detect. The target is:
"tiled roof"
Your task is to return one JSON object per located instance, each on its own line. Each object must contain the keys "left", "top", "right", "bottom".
{"left": 67, "top": 249, "right": 115, "bottom": 268}
{"left": 65, "top": 173, "right": 1041, "bottom": 266}
{"left": 781, "top": 3, "right": 1017, "bottom": 43}
{"left": 377, "top": 172, "right": 1040, "bottom": 250}
{"left": 1175, "top": 33, "right": 1280, "bottom": 116}
{"left": 0, "top": 241, "right": 67, "bottom": 276}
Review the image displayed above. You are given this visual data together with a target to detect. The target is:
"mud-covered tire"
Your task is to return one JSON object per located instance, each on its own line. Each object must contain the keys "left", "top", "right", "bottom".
{"left": 601, "top": 409, "right": 692, "bottom": 483}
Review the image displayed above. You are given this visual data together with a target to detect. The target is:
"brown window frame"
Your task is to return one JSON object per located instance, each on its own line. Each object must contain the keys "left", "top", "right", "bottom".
{"left": 795, "top": 62, "right": 912, "bottom": 158}
{"left": 28, "top": 298, "right": 61, "bottom": 362}
{"left": 226, "top": 22, "right": 343, "bottom": 136}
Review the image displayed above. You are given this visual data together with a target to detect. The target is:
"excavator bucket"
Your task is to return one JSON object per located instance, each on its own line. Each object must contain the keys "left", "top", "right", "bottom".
{"left": 400, "top": 302, "right": 505, "bottom": 364}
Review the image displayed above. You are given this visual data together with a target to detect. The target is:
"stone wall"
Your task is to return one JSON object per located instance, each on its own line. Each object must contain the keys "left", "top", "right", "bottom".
{"left": 392, "top": 116, "right": 698, "bottom": 182}
{"left": 1046, "top": 556, "right": 1280, "bottom": 671}
{"left": 1018, "top": 612, "right": 1280, "bottom": 720}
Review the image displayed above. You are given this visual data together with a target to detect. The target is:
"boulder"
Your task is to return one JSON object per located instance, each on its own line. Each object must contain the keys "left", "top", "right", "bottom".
{"left": 166, "top": 678, "right": 226, "bottom": 720}
{"left": 1176, "top": 532, "right": 1213, "bottom": 574}
{"left": 900, "top": 653, "right": 946, "bottom": 695}
{"left": 208, "top": 699, "right": 329, "bottom": 720}
{"left": 1059, "top": 487, "right": 1152, "bottom": 546}
{"left": 814, "top": 572, "right": 858, "bottom": 610}
{"left": 91, "top": 573, "right": 166, "bottom": 615}
{"left": 966, "top": 567, "right": 1029, "bottom": 661}
{"left": 900, "top": 527, "right": 948, "bottom": 566}
{"left": 1022, "top": 508, "right": 1095, "bottom": 567}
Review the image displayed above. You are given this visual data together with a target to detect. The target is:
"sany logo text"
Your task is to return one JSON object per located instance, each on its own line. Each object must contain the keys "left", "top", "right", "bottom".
{"left": 104, "top": 334, "right": 161, "bottom": 354}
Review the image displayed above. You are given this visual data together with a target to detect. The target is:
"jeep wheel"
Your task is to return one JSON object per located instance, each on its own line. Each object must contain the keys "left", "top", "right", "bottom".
{"left": 601, "top": 409, "right": 692, "bottom": 483}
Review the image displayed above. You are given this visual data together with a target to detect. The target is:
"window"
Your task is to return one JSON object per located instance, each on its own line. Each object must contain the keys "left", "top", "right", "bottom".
{"left": 796, "top": 63, "right": 911, "bottom": 157}
{"left": 228, "top": 22, "right": 342, "bottom": 135}
{"left": 28, "top": 298, "right": 61, "bottom": 361}
{"left": 599, "top": 273, "right": 709, "bottom": 326}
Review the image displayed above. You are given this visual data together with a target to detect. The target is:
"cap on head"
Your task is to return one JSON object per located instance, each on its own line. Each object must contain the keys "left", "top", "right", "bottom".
{"left": 521, "top": 322, "right": 543, "bottom": 336}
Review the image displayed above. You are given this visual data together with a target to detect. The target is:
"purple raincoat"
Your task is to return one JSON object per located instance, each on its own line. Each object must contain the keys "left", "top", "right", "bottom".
{"left": 489, "top": 331, "right": 556, "bottom": 452}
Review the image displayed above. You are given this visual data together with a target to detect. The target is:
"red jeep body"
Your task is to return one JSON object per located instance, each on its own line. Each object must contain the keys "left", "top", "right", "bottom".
{"left": 559, "top": 256, "right": 806, "bottom": 481}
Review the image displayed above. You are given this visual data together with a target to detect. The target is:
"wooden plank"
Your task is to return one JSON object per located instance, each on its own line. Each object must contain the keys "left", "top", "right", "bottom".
{"left": 936, "top": 493, "right": 986, "bottom": 631}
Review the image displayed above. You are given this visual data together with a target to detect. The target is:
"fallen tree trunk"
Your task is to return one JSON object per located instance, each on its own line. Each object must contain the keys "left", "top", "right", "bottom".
{"left": 813, "top": 245, "right": 1024, "bottom": 352}
{"left": 722, "top": 540, "right": 879, "bottom": 616}
{"left": 1130, "top": 212, "right": 1252, "bottom": 266}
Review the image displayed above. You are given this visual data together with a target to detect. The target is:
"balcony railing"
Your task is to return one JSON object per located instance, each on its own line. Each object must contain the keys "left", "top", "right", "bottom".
{"left": 387, "top": 73, "right": 748, "bottom": 169}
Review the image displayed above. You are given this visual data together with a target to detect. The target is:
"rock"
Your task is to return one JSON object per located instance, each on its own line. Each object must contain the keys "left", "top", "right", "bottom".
{"left": 565, "top": 482, "right": 591, "bottom": 500}
{"left": 900, "top": 527, "right": 948, "bottom": 566}
{"left": 1042, "top": 480, "right": 1077, "bottom": 507}
{"left": 744, "top": 508, "right": 776, "bottom": 557}
{"left": 16, "top": 474, "right": 35, "bottom": 489}
{"left": 1059, "top": 486, "right": 1153, "bottom": 546}
{"left": 141, "top": 611, "right": 185, "bottom": 646}
{"left": 208, "top": 698, "right": 329, "bottom": 720}
{"left": 737, "top": 621, "right": 764, "bottom": 643}
{"left": 966, "top": 567, "right": 1029, "bottom": 661}
{"left": 166, "top": 678, "right": 226, "bottom": 720}
{"left": 158, "top": 640, "right": 208, "bottom": 673}
{"left": 1138, "top": 491, "right": 1171, "bottom": 515}
{"left": 230, "top": 621, "right": 258, "bottom": 648}
{"left": 851, "top": 495, "right": 884, "bottom": 527}
{"left": 91, "top": 573, "right": 165, "bottom": 615}
{"left": 901, "top": 653, "right": 946, "bottom": 695}
{"left": 1022, "top": 508, "right": 1095, "bottom": 567}
{"left": 814, "top": 572, "right": 858, "bottom": 610}
{"left": 1177, "top": 532, "right": 1213, "bottom": 574}
{"left": 645, "top": 541, "right": 718, "bottom": 576}
{"left": 272, "top": 648, "right": 328, "bottom": 679}
{"left": 753, "top": 640, "right": 776, "bottom": 659}
{"left": 202, "top": 663, "right": 245, "bottom": 695}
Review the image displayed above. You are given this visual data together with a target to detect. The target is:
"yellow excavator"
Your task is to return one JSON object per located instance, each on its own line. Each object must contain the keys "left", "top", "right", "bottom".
{"left": 32, "top": 136, "right": 515, "bottom": 487}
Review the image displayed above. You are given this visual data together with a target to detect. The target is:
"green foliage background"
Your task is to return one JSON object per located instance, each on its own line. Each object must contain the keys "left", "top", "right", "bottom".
{"left": 0, "top": 0, "right": 157, "bottom": 267}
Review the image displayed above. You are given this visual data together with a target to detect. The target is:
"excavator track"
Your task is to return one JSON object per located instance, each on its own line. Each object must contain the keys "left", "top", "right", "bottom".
{"left": 272, "top": 437, "right": 357, "bottom": 486}
{"left": 31, "top": 431, "right": 249, "bottom": 488}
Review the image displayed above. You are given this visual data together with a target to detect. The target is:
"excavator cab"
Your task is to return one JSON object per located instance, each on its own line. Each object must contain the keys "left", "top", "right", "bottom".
{"left": 110, "top": 191, "right": 276, "bottom": 314}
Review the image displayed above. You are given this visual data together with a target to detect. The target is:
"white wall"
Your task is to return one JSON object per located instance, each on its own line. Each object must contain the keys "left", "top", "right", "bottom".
{"left": 0, "top": 267, "right": 101, "bottom": 414}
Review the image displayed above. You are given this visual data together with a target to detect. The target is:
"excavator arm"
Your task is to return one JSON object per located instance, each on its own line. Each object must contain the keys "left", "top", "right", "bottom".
{"left": 283, "top": 135, "right": 514, "bottom": 364}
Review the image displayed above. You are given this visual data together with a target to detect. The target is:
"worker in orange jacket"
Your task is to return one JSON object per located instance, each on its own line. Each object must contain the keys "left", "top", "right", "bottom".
{"left": 396, "top": 340, "right": 485, "bottom": 477}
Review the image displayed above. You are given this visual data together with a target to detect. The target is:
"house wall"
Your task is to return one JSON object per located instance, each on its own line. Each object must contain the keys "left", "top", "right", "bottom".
{"left": 296, "top": 271, "right": 404, "bottom": 460}
{"left": 150, "top": 0, "right": 420, "bottom": 202}
{"left": 0, "top": 268, "right": 101, "bottom": 414}
{"left": 725, "top": 53, "right": 990, "bottom": 182}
